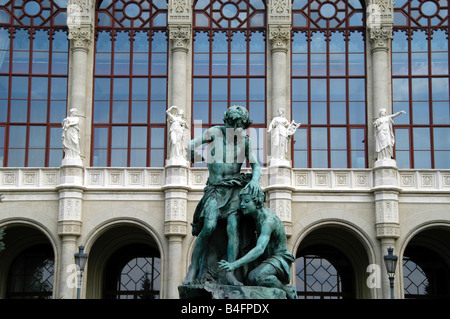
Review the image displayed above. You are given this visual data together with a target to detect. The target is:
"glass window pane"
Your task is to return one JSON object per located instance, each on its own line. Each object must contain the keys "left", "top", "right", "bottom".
{"left": 312, "top": 150, "right": 327, "bottom": 168}
{"left": 11, "top": 77, "right": 28, "bottom": 99}
{"left": 9, "top": 126, "right": 26, "bottom": 148}
{"left": 111, "top": 149, "right": 128, "bottom": 166}
{"left": 130, "top": 149, "right": 147, "bottom": 167}
{"left": 131, "top": 101, "right": 147, "bottom": 123}
{"left": 51, "top": 77, "right": 67, "bottom": 100}
{"left": 132, "top": 78, "right": 148, "bottom": 100}
{"left": 414, "top": 151, "right": 431, "bottom": 168}
{"left": 10, "top": 100, "right": 28, "bottom": 122}
{"left": 93, "top": 149, "right": 107, "bottom": 166}
{"left": 348, "top": 79, "right": 365, "bottom": 101}
{"left": 330, "top": 79, "right": 346, "bottom": 101}
{"left": 212, "top": 78, "right": 228, "bottom": 100}
{"left": 311, "top": 102, "right": 327, "bottom": 124}
{"left": 195, "top": 53, "right": 210, "bottom": 75}
{"left": 412, "top": 78, "right": 428, "bottom": 101}
{"left": 150, "top": 78, "right": 166, "bottom": 100}
{"left": 435, "top": 151, "right": 450, "bottom": 169}
{"left": 94, "top": 101, "right": 110, "bottom": 123}
{"left": 150, "top": 101, "right": 166, "bottom": 123}
{"left": 211, "top": 102, "right": 227, "bottom": 123}
{"left": 292, "top": 79, "right": 308, "bottom": 101}
{"left": 131, "top": 127, "right": 147, "bottom": 148}
{"left": 94, "top": 127, "right": 108, "bottom": 148}
{"left": 293, "top": 102, "right": 308, "bottom": 124}
{"left": 413, "top": 128, "right": 430, "bottom": 149}
{"left": 112, "top": 127, "right": 128, "bottom": 148}
{"left": 330, "top": 128, "right": 346, "bottom": 149}
{"left": 113, "top": 78, "right": 129, "bottom": 100}
{"left": 331, "top": 151, "right": 347, "bottom": 168}
{"left": 431, "top": 78, "right": 449, "bottom": 101}
{"left": 249, "top": 102, "right": 265, "bottom": 124}
{"left": 310, "top": 79, "right": 326, "bottom": 101}
{"left": 31, "top": 77, "right": 48, "bottom": 99}
{"left": 30, "top": 101, "right": 47, "bottom": 123}
{"left": 393, "top": 78, "right": 409, "bottom": 101}
{"left": 433, "top": 102, "right": 450, "bottom": 124}
{"left": 311, "top": 127, "right": 327, "bottom": 149}
{"left": 151, "top": 127, "right": 165, "bottom": 149}
{"left": 412, "top": 102, "right": 430, "bottom": 124}
{"left": 330, "top": 102, "right": 346, "bottom": 124}
{"left": 230, "top": 78, "right": 246, "bottom": 101}
{"left": 150, "top": 149, "right": 164, "bottom": 167}
{"left": 434, "top": 128, "right": 450, "bottom": 150}
{"left": 112, "top": 101, "right": 129, "bottom": 123}
{"left": 8, "top": 149, "right": 25, "bottom": 167}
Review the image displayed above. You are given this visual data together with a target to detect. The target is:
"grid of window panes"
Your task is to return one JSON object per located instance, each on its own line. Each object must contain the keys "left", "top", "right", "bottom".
{"left": 0, "top": 0, "right": 68, "bottom": 167}
{"left": 291, "top": 0, "right": 367, "bottom": 168}
{"left": 92, "top": 0, "right": 167, "bottom": 167}
{"left": 192, "top": 0, "right": 266, "bottom": 166}
{"left": 392, "top": 0, "right": 450, "bottom": 168}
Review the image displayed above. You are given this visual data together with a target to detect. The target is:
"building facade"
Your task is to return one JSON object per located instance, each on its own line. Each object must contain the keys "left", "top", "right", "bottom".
{"left": 0, "top": 0, "right": 449, "bottom": 299}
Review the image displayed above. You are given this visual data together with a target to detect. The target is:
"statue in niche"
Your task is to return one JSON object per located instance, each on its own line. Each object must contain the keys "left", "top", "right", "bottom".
{"left": 62, "top": 108, "right": 81, "bottom": 160}
{"left": 182, "top": 105, "right": 262, "bottom": 287}
{"left": 373, "top": 108, "right": 406, "bottom": 161}
{"left": 218, "top": 186, "right": 297, "bottom": 299}
{"left": 166, "top": 106, "right": 189, "bottom": 163}
{"left": 267, "top": 108, "right": 301, "bottom": 164}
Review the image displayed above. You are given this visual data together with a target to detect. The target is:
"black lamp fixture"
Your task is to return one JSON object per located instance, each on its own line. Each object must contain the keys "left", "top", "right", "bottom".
{"left": 74, "top": 245, "right": 88, "bottom": 299}
{"left": 383, "top": 247, "right": 398, "bottom": 299}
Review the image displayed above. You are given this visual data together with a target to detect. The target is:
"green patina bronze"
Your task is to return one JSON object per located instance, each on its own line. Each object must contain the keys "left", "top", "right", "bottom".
{"left": 179, "top": 105, "right": 296, "bottom": 299}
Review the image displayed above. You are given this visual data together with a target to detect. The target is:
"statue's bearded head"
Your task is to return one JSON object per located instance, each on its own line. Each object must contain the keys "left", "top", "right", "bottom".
{"left": 223, "top": 105, "right": 253, "bottom": 129}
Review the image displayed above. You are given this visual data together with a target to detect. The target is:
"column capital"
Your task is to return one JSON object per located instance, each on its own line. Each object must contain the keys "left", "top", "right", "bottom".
{"left": 167, "top": 0, "right": 193, "bottom": 23}
{"left": 67, "top": 0, "right": 93, "bottom": 51}
{"left": 268, "top": 24, "right": 291, "bottom": 51}
{"left": 369, "top": 25, "right": 393, "bottom": 50}
{"left": 169, "top": 24, "right": 191, "bottom": 52}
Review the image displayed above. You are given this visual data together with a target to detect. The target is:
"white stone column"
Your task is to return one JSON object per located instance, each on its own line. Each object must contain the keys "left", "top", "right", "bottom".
{"left": 373, "top": 163, "right": 401, "bottom": 299}
{"left": 169, "top": 25, "right": 190, "bottom": 110}
{"left": 367, "top": 0, "right": 394, "bottom": 166}
{"left": 56, "top": 164, "right": 85, "bottom": 299}
{"left": 66, "top": 0, "right": 93, "bottom": 166}
{"left": 163, "top": 171, "right": 189, "bottom": 298}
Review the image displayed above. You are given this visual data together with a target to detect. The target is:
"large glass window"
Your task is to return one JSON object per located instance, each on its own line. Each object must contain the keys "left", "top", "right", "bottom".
{"left": 192, "top": 0, "right": 266, "bottom": 166}
{"left": 291, "top": 0, "right": 366, "bottom": 168}
{"left": 93, "top": 0, "right": 168, "bottom": 167}
{"left": 393, "top": 0, "right": 450, "bottom": 169}
{"left": 0, "top": 0, "right": 68, "bottom": 167}
{"left": 7, "top": 244, "right": 54, "bottom": 299}
{"left": 103, "top": 244, "right": 161, "bottom": 299}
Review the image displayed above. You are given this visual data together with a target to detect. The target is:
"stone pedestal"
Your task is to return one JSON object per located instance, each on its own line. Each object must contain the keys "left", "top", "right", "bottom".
{"left": 178, "top": 283, "right": 287, "bottom": 299}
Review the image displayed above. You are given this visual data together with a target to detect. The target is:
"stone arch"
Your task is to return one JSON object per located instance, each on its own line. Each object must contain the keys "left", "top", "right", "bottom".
{"left": 399, "top": 221, "right": 450, "bottom": 298}
{"left": 84, "top": 218, "right": 165, "bottom": 299}
{"left": 292, "top": 219, "right": 376, "bottom": 298}
{"left": 0, "top": 219, "right": 58, "bottom": 298}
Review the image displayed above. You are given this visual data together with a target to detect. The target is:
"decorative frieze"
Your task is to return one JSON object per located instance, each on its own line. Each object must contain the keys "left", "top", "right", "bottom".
{"left": 165, "top": 198, "right": 187, "bottom": 221}
{"left": 375, "top": 200, "right": 399, "bottom": 224}
{"left": 376, "top": 224, "right": 400, "bottom": 239}
{"left": 164, "top": 221, "right": 188, "bottom": 237}
{"left": 58, "top": 220, "right": 82, "bottom": 236}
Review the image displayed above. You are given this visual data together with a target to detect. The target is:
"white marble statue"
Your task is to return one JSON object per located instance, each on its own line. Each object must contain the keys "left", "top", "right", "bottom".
{"left": 166, "top": 106, "right": 189, "bottom": 164}
{"left": 267, "top": 108, "right": 301, "bottom": 164}
{"left": 62, "top": 108, "right": 81, "bottom": 160}
{"left": 373, "top": 108, "right": 406, "bottom": 161}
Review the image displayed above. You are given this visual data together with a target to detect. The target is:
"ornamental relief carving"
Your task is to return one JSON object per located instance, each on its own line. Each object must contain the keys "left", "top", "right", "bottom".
{"left": 268, "top": 25, "right": 291, "bottom": 51}
{"left": 369, "top": 26, "right": 393, "bottom": 48}
{"left": 169, "top": 25, "right": 191, "bottom": 50}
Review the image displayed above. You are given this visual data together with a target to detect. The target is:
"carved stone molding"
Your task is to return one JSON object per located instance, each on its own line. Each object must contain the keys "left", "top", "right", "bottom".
{"left": 268, "top": 25, "right": 291, "bottom": 51}
{"left": 58, "top": 220, "right": 82, "bottom": 236}
{"left": 376, "top": 223, "right": 400, "bottom": 239}
{"left": 168, "top": 0, "right": 192, "bottom": 22}
{"left": 68, "top": 25, "right": 92, "bottom": 50}
{"left": 267, "top": 0, "right": 291, "bottom": 23}
{"left": 164, "top": 220, "right": 188, "bottom": 237}
{"left": 369, "top": 26, "right": 393, "bottom": 49}
{"left": 169, "top": 25, "right": 191, "bottom": 51}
